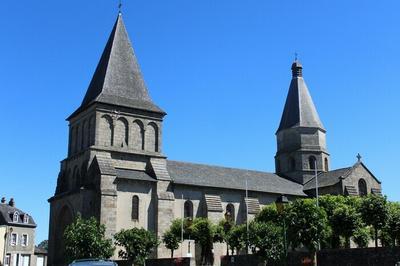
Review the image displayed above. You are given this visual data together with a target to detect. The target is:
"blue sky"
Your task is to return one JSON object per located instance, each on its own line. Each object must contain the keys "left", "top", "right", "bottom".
{"left": 0, "top": 1, "right": 399, "bottom": 243}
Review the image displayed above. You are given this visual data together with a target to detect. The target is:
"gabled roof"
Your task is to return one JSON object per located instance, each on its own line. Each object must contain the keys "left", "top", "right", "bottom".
{"left": 303, "top": 166, "right": 352, "bottom": 190}
{"left": 0, "top": 203, "right": 36, "bottom": 227}
{"left": 303, "top": 161, "right": 381, "bottom": 191}
{"left": 167, "top": 160, "right": 306, "bottom": 196}
{"left": 277, "top": 61, "right": 324, "bottom": 132}
{"left": 69, "top": 13, "right": 164, "bottom": 119}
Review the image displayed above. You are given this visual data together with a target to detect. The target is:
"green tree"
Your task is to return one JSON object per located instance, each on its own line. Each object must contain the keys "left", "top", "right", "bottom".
{"left": 169, "top": 218, "right": 193, "bottom": 240}
{"left": 37, "top": 240, "right": 48, "bottom": 250}
{"left": 248, "top": 221, "right": 284, "bottom": 266}
{"left": 359, "top": 194, "right": 389, "bottom": 247}
{"left": 331, "top": 204, "right": 362, "bottom": 248}
{"left": 286, "top": 199, "right": 330, "bottom": 253}
{"left": 162, "top": 230, "right": 180, "bottom": 258}
{"left": 319, "top": 195, "right": 347, "bottom": 248}
{"left": 190, "top": 218, "right": 215, "bottom": 265}
{"left": 382, "top": 201, "right": 400, "bottom": 246}
{"left": 214, "top": 219, "right": 234, "bottom": 255}
{"left": 63, "top": 216, "right": 114, "bottom": 263}
{"left": 226, "top": 224, "right": 247, "bottom": 255}
{"left": 255, "top": 204, "right": 279, "bottom": 224}
{"left": 114, "top": 228, "right": 159, "bottom": 266}
{"left": 353, "top": 226, "right": 371, "bottom": 248}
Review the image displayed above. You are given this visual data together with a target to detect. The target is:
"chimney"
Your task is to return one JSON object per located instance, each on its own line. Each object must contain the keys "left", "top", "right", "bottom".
{"left": 1, "top": 197, "right": 5, "bottom": 204}
{"left": 9, "top": 198, "right": 15, "bottom": 207}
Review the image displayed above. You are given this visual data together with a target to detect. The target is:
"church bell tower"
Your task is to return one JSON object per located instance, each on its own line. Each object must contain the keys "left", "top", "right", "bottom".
{"left": 275, "top": 60, "right": 329, "bottom": 184}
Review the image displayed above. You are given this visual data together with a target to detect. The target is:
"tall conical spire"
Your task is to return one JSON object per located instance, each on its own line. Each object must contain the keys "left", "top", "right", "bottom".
{"left": 277, "top": 60, "right": 324, "bottom": 132}
{"left": 70, "top": 14, "right": 164, "bottom": 118}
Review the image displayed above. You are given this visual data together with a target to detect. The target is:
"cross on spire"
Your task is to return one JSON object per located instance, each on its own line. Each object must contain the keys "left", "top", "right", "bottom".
{"left": 118, "top": 0, "right": 122, "bottom": 14}
{"left": 357, "top": 153, "right": 362, "bottom": 162}
{"left": 294, "top": 52, "right": 298, "bottom": 61}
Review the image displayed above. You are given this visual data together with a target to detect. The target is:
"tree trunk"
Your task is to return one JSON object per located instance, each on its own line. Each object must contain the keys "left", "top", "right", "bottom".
{"left": 171, "top": 249, "right": 174, "bottom": 258}
{"left": 345, "top": 236, "right": 350, "bottom": 248}
{"left": 374, "top": 227, "right": 378, "bottom": 248}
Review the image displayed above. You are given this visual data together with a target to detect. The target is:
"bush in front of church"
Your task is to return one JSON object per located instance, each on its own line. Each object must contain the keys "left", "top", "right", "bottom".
{"left": 63, "top": 215, "right": 115, "bottom": 263}
{"left": 114, "top": 228, "right": 159, "bottom": 266}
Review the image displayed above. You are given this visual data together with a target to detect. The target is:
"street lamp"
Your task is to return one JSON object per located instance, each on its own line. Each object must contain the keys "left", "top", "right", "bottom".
{"left": 275, "top": 195, "right": 289, "bottom": 263}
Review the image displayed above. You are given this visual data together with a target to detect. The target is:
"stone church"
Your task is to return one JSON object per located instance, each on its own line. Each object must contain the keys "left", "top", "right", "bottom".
{"left": 47, "top": 13, "right": 382, "bottom": 265}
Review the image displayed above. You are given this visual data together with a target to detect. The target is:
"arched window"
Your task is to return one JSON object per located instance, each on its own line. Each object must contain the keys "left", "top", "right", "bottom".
{"left": 184, "top": 200, "right": 193, "bottom": 219}
{"left": 115, "top": 117, "right": 129, "bottom": 147}
{"left": 309, "top": 156, "right": 317, "bottom": 170}
{"left": 132, "top": 195, "right": 139, "bottom": 220}
{"left": 132, "top": 120, "right": 144, "bottom": 150}
{"left": 145, "top": 123, "right": 159, "bottom": 152}
{"left": 226, "top": 203, "right": 235, "bottom": 222}
{"left": 324, "top": 158, "right": 329, "bottom": 171}
{"left": 358, "top": 179, "right": 367, "bottom": 196}
{"left": 290, "top": 157, "right": 296, "bottom": 171}
{"left": 13, "top": 212, "right": 19, "bottom": 223}
{"left": 100, "top": 115, "right": 113, "bottom": 147}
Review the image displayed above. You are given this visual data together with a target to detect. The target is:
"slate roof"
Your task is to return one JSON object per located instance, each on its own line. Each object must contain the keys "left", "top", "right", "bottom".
{"left": 303, "top": 166, "right": 352, "bottom": 191}
{"left": 167, "top": 160, "right": 306, "bottom": 196}
{"left": 116, "top": 168, "right": 156, "bottom": 182}
{"left": 277, "top": 61, "right": 325, "bottom": 132}
{"left": 303, "top": 161, "right": 381, "bottom": 191}
{"left": 69, "top": 13, "right": 164, "bottom": 119}
{"left": 0, "top": 203, "right": 36, "bottom": 227}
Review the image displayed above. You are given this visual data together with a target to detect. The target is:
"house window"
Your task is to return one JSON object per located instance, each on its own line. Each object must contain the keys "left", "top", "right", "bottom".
{"left": 5, "top": 254, "right": 10, "bottom": 266}
{"left": 21, "top": 234, "right": 28, "bottom": 246}
{"left": 226, "top": 203, "right": 235, "bottom": 222}
{"left": 132, "top": 195, "right": 139, "bottom": 220}
{"left": 184, "top": 200, "right": 193, "bottom": 219}
{"left": 13, "top": 212, "right": 19, "bottom": 223}
{"left": 358, "top": 179, "right": 368, "bottom": 196}
{"left": 309, "top": 156, "right": 317, "bottom": 170}
{"left": 10, "top": 233, "right": 17, "bottom": 246}
{"left": 23, "top": 214, "right": 29, "bottom": 224}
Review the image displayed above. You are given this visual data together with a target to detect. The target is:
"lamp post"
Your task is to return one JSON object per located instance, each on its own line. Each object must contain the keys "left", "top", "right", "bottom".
{"left": 275, "top": 195, "right": 289, "bottom": 264}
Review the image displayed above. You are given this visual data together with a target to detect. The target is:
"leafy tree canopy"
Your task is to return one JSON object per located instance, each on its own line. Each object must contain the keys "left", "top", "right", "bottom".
{"left": 358, "top": 194, "right": 389, "bottom": 247}
{"left": 114, "top": 228, "right": 159, "bottom": 266}
{"left": 248, "top": 221, "right": 284, "bottom": 265}
{"left": 286, "top": 198, "right": 330, "bottom": 252}
{"left": 63, "top": 216, "right": 114, "bottom": 263}
{"left": 37, "top": 240, "right": 48, "bottom": 250}
{"left": 255, "top": 204, "right": 279, "bottom": 224}
{"left": 162, "top": 230, "right": 180, "bottom": 258}
{"left": 382, "top": 201, "right": 400, "bottom": 246}
{"left": 226, "top": 224, "right": 247, "bottom": 254}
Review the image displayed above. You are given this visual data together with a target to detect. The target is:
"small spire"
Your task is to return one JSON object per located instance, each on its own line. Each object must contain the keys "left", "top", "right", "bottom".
{"left": 291, "top": 59, "right": 303, "bottom": 78}
{"left": 356, "top": 153, "right": 362, "bottom": 162}
{"left": 294, "top": 52, "right": 298, "bottom": 61}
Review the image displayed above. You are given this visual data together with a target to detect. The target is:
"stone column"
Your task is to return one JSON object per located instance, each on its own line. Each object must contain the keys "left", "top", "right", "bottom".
{"left": 155, "top": 180, "right": 175, "bottom": 258}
